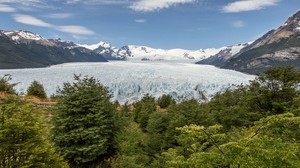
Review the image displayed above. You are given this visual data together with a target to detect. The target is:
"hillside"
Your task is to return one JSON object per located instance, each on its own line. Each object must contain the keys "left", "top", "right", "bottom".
{"left": 0, "top": 30, "right": 107, "bottom": 69}
{"left": 197, "top": 11, "right": 300, "bottom": 74}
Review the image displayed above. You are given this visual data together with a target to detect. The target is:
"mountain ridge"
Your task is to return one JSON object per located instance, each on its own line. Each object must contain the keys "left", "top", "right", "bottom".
{"left": 198, "top": 10, "right": 300, "bottom": 74}
{"left": 0, "top": 30, "right": 107, "bottom": 69}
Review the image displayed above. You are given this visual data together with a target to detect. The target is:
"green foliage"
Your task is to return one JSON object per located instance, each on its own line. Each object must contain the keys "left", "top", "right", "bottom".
{"left": 52, "top": 75, "right": 116, "bottom": 167}
{"left": 0, "top": 74, "right": 17, "bottom": 94}
{"left": 27, "top": 80, "right": 47, "bottom": 98}
{"left": 157, "top": 94, "right": 175, "bottom": 108}
{"left": 161, "top": 113, "right": 300, "bottom": 168}
{"left": 133, "top": 94, "right": 157, "bottom": 131}
{"left": 114, "top": 122, "right": 150, "bottom": 168}
{"left": 248, "top": 66, "right": 300, "bottom": 114}
{"left": 0, "top": 97, "right": 68, "bottom": 168}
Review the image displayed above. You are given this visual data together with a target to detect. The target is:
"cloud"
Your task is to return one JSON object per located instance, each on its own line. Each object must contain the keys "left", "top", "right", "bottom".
{"left": 222, "top": 0, "right": 279, "bottom": 13}
{"left": 65, "top": 0, "right": 128, "bottom": 5}
{"left": 0, "top": 3, "right": 16, "bottom": 12}
{"left": 0, "top": 0, "right": 46, "bottom": 9}
{"left": 13, "top": 14, "right": 95, "bottom": 35}
{"left": 129, "top": 0, "right": 195, "bottom": 12}
{"left": 57, "top": 26, "right": 95, "bottom": 35}
{"left": 13, "top": 14, "right": 53, "bottom": 27}
{"left": 233, "top": 20, "right": 245, "bottom": 28}
{"left": 135, "top": 19, "right": 146, "bottom": 23}
{"left": 45, "top": 13, "right": 73, "bottom": 19}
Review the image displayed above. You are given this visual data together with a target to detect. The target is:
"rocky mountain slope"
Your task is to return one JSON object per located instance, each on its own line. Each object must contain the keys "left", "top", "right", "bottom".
{"left": 0, "top": 30, "right": 107, "bottom": 69}
{"left": 196, "top": 43, "right": 250, "bottom": 66}
{"left": 220, "top": 11, "right": 300, "bottom": 74}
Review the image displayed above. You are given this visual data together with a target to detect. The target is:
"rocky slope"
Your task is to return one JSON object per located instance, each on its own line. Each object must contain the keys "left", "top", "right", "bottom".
{"left": 196, "top": 43, "right": 249, "bottom": 66}
{"left": 221, "top": 11, "right": 300, "bottom": 74}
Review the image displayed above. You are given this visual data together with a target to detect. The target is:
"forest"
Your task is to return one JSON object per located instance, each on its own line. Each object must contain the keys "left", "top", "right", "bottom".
{"left": 0, "top": 66, "right": 300, "bottom": 168}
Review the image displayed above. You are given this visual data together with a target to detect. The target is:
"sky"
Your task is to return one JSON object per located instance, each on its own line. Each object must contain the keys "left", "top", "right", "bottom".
{"left": 0, "top": 0, "right": 299, "bottom": 50}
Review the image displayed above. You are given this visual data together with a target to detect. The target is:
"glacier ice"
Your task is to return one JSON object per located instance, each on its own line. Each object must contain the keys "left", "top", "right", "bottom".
{"left": 0, "top": 62, "right": 255, "bottom": 104}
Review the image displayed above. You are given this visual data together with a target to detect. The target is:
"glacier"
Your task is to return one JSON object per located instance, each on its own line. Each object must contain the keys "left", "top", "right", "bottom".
{"left": 0, "top": 62, "right": 255, "bottom": 104}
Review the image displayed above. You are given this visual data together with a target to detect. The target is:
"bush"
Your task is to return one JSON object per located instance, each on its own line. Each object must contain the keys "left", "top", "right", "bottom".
{"left": 27, "top": 80, "right": 47, "bottom": 98}
{"left": 0, "top": 74, "right": 17, "bottom": 94}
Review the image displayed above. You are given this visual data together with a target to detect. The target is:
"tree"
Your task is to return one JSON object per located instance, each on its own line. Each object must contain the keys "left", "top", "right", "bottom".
{"left": 160, "top": 113, "right": 300, "bottom": 168}
{"left": 0, "top": 74, "right": 17, "bottom": 94}
{"left": 157, "top": 94, "right": 175, "bottom": 108}
{"left": 247, "top": 66, "right": 300, "bottom": 114}
{"left": 0, "top": 97, "right": 68, "bottom": 168}
{"left": 133, "top": 94, "right": 157, "bottom": 131}
{"left": 27, "top": 80, "right": 47, "bottom": 98}
{"left": 52, "top": 75, "right": 116, "bottom": 168}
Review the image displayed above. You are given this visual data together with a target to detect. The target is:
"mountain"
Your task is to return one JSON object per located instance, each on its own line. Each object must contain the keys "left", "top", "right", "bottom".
{"left": 0, "top": 30, "right": 107, "bottom": 69}
{"left": 80, "top": 42, "right": 226, "bottom": 62}
{"left": 117, "top": 45, "right": 224, "bottom": 61}
{"left": 196, "top": 43, "right": 250, "bottom": 66}
{"left": 220, "top": 11, "right": 300, "bottom": 74}
{"left": 89, "top": 42, "right": 126, "bottom": 60}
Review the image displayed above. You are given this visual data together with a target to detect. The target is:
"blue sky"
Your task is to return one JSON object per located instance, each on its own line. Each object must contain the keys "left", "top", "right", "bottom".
{"left": 0, "top": 0, "right": 299, "bottom": 49}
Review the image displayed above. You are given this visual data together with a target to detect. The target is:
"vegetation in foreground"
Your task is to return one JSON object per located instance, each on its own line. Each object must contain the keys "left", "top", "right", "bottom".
{"left": 0, "top": 66, "right": 300, "bottom": 167}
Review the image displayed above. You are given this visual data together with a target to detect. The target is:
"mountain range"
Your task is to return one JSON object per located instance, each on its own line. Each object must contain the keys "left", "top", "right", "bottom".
{"left": 198, "top": 10, "right": 300, "bottom": 74}
{"left": 0, "top": 10, "right": 299, "bottom": 73}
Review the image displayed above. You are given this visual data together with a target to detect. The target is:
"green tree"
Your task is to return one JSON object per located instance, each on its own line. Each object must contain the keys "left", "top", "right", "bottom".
{"left": 247, "top": 66, "right": 300, "bottom": 114}
{"left": 27, "top": 80, "right": 47, "bottom": 98}
{"left": 114, "top": 122, "right": 150, "bottom": 168}
{"left": 52, "top": 75, "right": 117, "bottom": 168}
{"left": 157, "top": 94, "right": 175, "bottom": 109}
{"left": 0, "top": 74, "right": 17, "bottom": 94}
{"left": 0, "top": 97, "right": 68, "bottom": 168}
{"left": 161, "top": 113, "right": 300, "bottom": 168}
{"left": 133, "top": 94, "right": 156, "bottom": 131}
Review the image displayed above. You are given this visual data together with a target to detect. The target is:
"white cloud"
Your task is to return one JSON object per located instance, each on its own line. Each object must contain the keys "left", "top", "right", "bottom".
{"left": 65, "top": 0, "right": 128, "bottom": 5}
{"left": 129, "top": 0, "right": 195, "bottom": 12}
{"left": 13, "top": 14, "right": 53, "bottom": 27}
{"left": 45, "top": 13, "right": 73, "bottom": 19}
{"left": 0, "top": 0, "right": 46, "bottom": 9}
{"left": 0, "top": 3, "right": 16, "bottom": 12}
{"left": 233, "top": 20, "right": 245, "bottom": 28}
{"left": 13, "top": 14, "right": 95, "bottom": 36}
{"left": 135, "top": 19, "right": 146, "bottom": 23}
{"left": 57, "top": 26, "right": 95, "bottom": 35}
{"left": 222, "top": 0, "right": 279, "bottom": 13}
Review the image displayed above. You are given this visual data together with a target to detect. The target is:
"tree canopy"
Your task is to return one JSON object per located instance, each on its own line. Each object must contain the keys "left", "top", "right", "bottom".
{"left": 52, "top": 75, "right": 117, "bottom": 168}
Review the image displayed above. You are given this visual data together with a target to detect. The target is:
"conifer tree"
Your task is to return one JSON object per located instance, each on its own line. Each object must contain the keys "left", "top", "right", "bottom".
{"left": 27, "top": 80, "right": 47, "bottom": 98}
{"left": 52, "top": 75, "right": 116, "bottom": 168}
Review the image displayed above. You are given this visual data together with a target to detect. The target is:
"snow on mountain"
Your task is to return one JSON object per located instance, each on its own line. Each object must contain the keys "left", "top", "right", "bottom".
{"left": 78, "top": 41, "right": 112, "bottom": 50}
{"left": 1, "top": 30, "right": 56, "bottom": 46}
{"left": 196, "top": 43, "right": 249, "bottom": 66}
{"left": 118, "top": 45, "right": 224, "bottom": 61}
{"left": 78, "top": 41, "right": 227, "bottom": 62}
{"left": 0, "top": 62, "right": 255, "bottom": 104}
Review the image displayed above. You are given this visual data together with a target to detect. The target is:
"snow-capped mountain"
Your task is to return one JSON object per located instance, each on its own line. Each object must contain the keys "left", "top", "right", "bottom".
{"left": 79, "top": 41, "right": 126, "bottom": 60}
{"left": 79, "top": 41, "right": 247, "bottom": 62}
{"left": 1, "top": 30, "right": 55, "bottom": 46}
{"left": 0, "top": 30, "right": 107, "bottom": 69}
{"left": 220, "top": 10, "right": 300, "bottom": 74}
{"left": 197, "top": 43, "right": 250, "bottom": 66}
{"left": 117, "top": 45, "right": 225, "bottom": 62}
